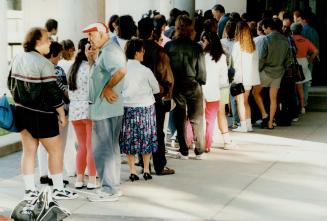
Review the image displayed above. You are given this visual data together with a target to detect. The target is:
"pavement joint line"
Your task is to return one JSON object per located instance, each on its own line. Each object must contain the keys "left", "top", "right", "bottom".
{"left": 211, "top": 150, "right": 292, "bottom": 219}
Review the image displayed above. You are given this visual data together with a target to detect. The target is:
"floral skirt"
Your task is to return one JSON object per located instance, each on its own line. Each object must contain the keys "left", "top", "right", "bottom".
{"left": 119, "top": 105, "right": 158, "bottom": 155}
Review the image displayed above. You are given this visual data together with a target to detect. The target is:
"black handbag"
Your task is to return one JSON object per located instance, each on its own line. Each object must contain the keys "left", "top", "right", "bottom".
{"left": 230, "top": 83, "right": 245, "bottom": 97}
{"left": 287, "top": 37, "right": 305, "bottom": 82}
{"left": 11, "top": 187, "right": 70, "bottom": 221}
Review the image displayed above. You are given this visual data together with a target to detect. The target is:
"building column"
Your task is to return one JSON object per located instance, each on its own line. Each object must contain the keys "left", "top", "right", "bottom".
{"left": 159, "top": 0, "right": 195, "bottom": 18}
{"left": 0, "top": 0, "right": 8, "bottom": 95}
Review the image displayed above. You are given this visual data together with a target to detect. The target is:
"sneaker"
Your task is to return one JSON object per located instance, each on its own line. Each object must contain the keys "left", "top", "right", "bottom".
{"left": 301, "top": 107, "right": 306, "bottom": 114}
{"left": 224, "top": 141, "right": 239, "bottom": 150}
{"left": 87, "top": 183, "right": 99, "bottom": 190}
{"left": 24, "top": 190, "right": 39, "bottom": 201}
{"left": 195, "top": 154, "right": 207, "bottom": 160}
{"left": 247, "top": 124, "right": 254, "bottom": 132}
{"left": 175, "top": 152, "right": 189, "bottom": 160}
{"left": 232, "top": 126, "right": 247, "bottom": 133}
{"left": 74, "top": 182, "right": 85, "bottom": 189}
{"left": 88, "top": 191, "right": 119, "bottom": 202}
{"left": 53, "top": 189, "right": 79, "bottom": 200}
{"left": 292, "top": 117, "right": 299, "bottom": 122}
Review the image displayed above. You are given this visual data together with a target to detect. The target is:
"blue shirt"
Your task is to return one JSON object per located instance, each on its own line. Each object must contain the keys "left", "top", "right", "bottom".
{"left": 302, "top": 24, "right": 319, "bottom": 50}
{"left": 89, "top": 40, "right": 127, "bottom": 120}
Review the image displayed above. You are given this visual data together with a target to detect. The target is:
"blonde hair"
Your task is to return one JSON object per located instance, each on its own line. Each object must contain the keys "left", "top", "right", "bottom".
{"left": 235, "top": 21, "right": 255, "bottom": 53}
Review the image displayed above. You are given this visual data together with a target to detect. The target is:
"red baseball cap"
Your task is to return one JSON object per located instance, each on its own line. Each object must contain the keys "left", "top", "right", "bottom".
{"left": 82, "top": 22, "right": 109, "bottom": 33}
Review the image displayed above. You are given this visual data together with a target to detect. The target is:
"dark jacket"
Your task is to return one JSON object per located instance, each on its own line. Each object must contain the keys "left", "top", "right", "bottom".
{"left": 142, "top": 40, "right": 174, "bottom": 98}
{"left": 164, "top": 38, "right": 206, "bottom": 94}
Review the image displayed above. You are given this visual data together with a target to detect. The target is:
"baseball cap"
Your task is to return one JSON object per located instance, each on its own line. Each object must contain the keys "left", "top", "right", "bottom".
{"left": 82, "top": 22, "right": 109, "bottom": 33}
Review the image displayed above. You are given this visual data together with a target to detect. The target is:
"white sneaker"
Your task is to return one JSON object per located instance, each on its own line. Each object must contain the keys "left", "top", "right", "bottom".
{"left": 195, "top": 154, "right": 207, "bottom": 160}
{"left": 87, "top": 183, "right": 99, "bottom": 190}
{"left": 301, "top": 107, "right": 306, "bottom": 114}
{"left": 53, "top": 189, "right": 79, "bottom": 200}
{"left": 24, "top": 190, "right": 39, "bottom": 201}
{"left": 247, "top": 124, "right": 254, "bottom": 132}
{"left": 292, "top": 117, "right": 299, "bottom": 122}
{"left": 175, "top": 152, "right": 189, "bottom": 160}
{"left": 74, "top": 182, "right": 85, "bottom": 189}
{"left": 224, "top": 142, "right": 239, "bottom": 150}
{"left": 88, "top": 191, "right": 118, "bottom": 202}
{"left": 232, "top": 126, "right": 248, "bottom": 133}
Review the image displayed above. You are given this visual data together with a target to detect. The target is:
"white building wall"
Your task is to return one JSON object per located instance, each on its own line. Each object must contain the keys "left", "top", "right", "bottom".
{"left": 196, "top": 0, "right": 246, "bottom": 14}
{"left": 22, "top": 0, "right": 104, "bottom": 46}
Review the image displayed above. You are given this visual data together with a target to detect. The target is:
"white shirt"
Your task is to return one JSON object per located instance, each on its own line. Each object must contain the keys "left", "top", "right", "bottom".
{"left": 202, "top": 54, "right": 228, "bottom": 102}
{"left": 231, "top": 42, "right": 260, "bottom": 87}
{"left": 122, "top": 59, "right": 160, "bottom": 107}
{"left": 221, "top": 38, "right": 235, "bottom": 68}
{"left": 58, "top": 59, "right": 74, "bottom": 76}
{"left": 68, "top": 61, "right": 90, "bottom": 121}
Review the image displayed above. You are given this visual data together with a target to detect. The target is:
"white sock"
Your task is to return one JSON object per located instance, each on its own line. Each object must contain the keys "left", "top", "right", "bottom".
{"left": 51, "top": 173, "right": 64, "bottom": 190}
{"left": 23, "top": 174, "right": 36, "bottom": 191}
{"left": 240, "top": 121, "right": 247, "bottom": 129}
{"left": 246, "top": 118, "right": 252, "bottom": 128}
{"left": 222, "top": 133, "right": 232, "bottom": 144}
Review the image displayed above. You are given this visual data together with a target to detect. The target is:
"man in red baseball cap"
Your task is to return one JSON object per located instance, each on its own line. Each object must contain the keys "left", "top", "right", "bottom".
{"left": 83, "top": 22, "right": 127, "bottom": 202}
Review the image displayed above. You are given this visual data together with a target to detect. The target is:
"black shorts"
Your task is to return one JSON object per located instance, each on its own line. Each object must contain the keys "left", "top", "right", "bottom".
{"left": 15, "top": 106, "right": 59, "bottom": 139}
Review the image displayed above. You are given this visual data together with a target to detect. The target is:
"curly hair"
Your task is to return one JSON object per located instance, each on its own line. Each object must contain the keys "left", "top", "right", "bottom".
{"left": 235, "top": 21, "right": 255, "bottom": 53}
{"left": 23, "top": 27, "right": 47, "bottom": 52}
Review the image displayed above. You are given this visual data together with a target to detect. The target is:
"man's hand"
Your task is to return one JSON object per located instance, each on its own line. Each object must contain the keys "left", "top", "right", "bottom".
{"left": 58, "top": 114, "right": 67, "bottom": 128}
{"left": 101, "top": 86, "right": 118, "bottom": 103}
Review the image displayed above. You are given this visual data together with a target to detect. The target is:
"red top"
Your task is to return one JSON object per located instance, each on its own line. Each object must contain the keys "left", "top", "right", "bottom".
{"left": 292, "top": 35, "right": 317, "bottom": 58}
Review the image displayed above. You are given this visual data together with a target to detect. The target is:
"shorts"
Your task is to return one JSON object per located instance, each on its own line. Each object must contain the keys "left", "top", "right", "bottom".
{"left": 15, "top": 106, "right": 59, "bottom": 139}
{"left": 220, "top": 87, "right": 230, "bottom": 105}
{"left": 260, "top": 71, "right": 282, "bottom": 88}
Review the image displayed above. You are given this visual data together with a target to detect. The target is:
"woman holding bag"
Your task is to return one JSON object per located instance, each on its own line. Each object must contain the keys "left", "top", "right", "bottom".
{"left": 231, "top": 21, "right": 260, "bottom": 133}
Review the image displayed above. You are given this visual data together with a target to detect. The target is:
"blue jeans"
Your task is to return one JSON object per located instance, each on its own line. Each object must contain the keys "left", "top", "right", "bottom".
{"left": 92, "top": 116, "right": 123, "bottom": 194}
{"left": 230, "top": 95, "right": 239, "bottom": 124}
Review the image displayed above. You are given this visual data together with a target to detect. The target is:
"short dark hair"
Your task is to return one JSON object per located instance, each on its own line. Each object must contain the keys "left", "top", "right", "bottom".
{"left": 154, "top": 14, "right": 167, "bottom": 30}
{"left": 108, "top": 15, "right": 119, "bottom": 33}
{"left": 212, "top": 4, "right": 225, "bottom": 13}
{"left": 23, "top": 27, "right": 47, "bottom": 52}
{"left": 117, "top": 15, "right": 137, "bottom": 40}
{"left": 262, "top": 18, "right": 275, "bottom": 30}
{"left": 44, "top": 41, "right": 63, "bottom": 59}
{"left": 138, "top": 17, "right": 154, "bottom": 40}
{"left": 45, "top": 19, "right": 58, "bottom": 32}
{"left": 125, "top": 38, "right": 144, "bottom": 59}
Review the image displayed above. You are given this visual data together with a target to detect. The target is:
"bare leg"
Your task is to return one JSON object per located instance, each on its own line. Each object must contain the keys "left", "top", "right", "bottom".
{"left": 244, "top": 90, "right": 251, "bottom": 119}
{"left": 217, "top": 104, "right": 228, "bottom": 134}
{"left": 127, "top": 155, "right": 136, "bottom": 174}
{"left": 296, "top": 83, "right": 305, "bottom": 108}
{"left": 21, "top": 130, "right": 39, "bottom": 175}
{"left": 252, "top": 85, "right": 268, "bottom": 118}
{"left": 269, "top": 87, "right": 279, "bottom": 128}
{"left": 142, "top": 153, "right": 152, "bottom": 173}
{"left": 39, "top": 135, "right": 63, "bottom": 175}
{"left": 236, "top": 93, "right": 246, "bottom": 122}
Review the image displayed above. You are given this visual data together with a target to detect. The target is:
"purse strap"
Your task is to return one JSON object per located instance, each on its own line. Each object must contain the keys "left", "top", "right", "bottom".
{"left": 288, "top": 36, "right": 300, "bottom": 66}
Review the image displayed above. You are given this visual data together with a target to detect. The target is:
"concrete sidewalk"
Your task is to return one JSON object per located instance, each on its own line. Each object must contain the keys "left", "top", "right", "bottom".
{"left": 0, "top": 112, "right": 327, "bottom": 221}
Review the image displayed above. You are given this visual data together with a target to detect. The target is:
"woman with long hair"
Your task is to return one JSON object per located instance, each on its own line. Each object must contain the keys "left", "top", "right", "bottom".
{"left": 231, "top": 21, "right": 260, "bottom": 132}
{"left": 68, "top": 38, "right": 98, "bottom": 189}
{"left": 201, "top": 31, "right": 229, "bottom": 152}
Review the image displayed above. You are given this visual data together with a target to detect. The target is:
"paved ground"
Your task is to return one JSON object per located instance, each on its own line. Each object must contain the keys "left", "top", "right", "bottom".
{"left": 0, "top": 112, "right": 327, "bottom": 221}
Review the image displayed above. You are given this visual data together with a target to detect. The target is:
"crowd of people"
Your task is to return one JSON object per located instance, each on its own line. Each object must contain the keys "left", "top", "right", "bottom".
{"left": 7, "top": 4, "right": 320, "bottom": 202}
